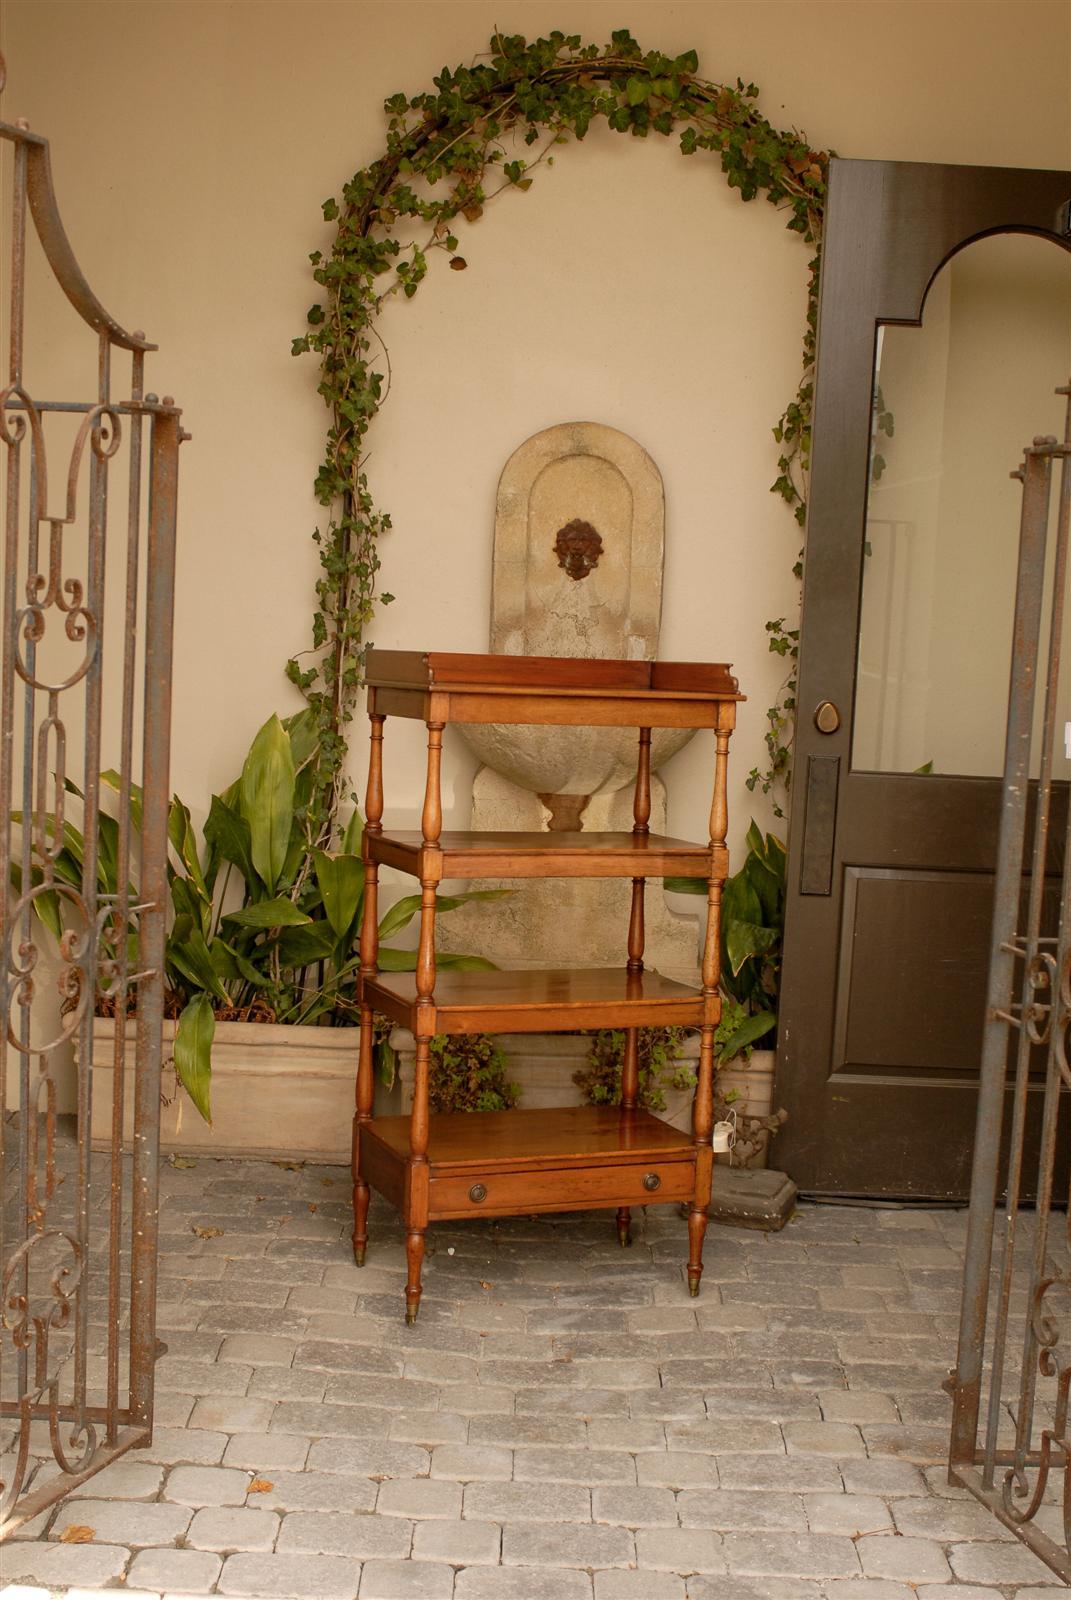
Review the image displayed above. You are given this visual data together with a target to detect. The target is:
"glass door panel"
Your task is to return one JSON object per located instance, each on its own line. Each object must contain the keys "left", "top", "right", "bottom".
{"left": 853, "top": 233, "right": 1071, "bottom": 777}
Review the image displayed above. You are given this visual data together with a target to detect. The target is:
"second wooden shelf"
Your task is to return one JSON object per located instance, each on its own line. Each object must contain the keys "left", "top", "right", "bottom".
{"left": 364, "top": 964, "right": 711, "bottom": 1036}
{"left": 368, "top": 828, "right": 724, "bottom": 883}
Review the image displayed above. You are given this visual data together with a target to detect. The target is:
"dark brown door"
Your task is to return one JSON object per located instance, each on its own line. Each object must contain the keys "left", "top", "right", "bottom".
{"left": 775, "top": 158, "right": 1071, "bottom": 1199}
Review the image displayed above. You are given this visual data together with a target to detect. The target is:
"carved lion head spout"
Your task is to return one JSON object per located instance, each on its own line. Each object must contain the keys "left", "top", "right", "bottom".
{"left": 553, "top": 518, "right": 603, "bottom": 581}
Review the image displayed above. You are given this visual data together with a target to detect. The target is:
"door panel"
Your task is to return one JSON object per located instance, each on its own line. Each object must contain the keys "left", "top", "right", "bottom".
{"left": 774, "top": 158, "right": 1071, "bottom": 1198}
{"left": 833, "top": 868, "right": 993, "bottom": 1077}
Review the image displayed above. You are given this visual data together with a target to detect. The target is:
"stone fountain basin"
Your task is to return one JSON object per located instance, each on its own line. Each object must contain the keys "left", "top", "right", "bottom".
{"left": 456, "top": 723, "right": 696, "bottom": 798}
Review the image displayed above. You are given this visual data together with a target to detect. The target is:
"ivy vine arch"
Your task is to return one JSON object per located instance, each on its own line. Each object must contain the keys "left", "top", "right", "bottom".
{"left": 291, "top": 29, "right": 828, "bottom": 838}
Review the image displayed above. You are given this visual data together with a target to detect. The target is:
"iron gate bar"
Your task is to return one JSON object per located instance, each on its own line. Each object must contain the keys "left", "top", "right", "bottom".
{"left": 949, "top": 391, "right": 1071, "bottom": 1584}
{"left": 0, "top": 51, "right": 180, "bottom": 1538}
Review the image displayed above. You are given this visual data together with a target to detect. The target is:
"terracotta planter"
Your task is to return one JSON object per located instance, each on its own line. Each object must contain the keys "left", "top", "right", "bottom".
{"left": 87, "top": 1017, "right": 396, "bottom": 1163}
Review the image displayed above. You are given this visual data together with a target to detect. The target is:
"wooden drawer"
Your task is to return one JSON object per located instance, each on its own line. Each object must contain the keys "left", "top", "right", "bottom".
{"left": 428, "top": 1156, "right": 695, "bottom": 1220}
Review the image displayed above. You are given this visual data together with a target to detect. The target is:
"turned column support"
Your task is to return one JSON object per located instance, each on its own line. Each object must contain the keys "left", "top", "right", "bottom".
{"left": 353, "top": 709, "right": 386, "bottom": 1268}
{"left": 690, "top": 719, "right": 733, "bottom": 1298}
{"left": 407, "top": 721, "right": 444, "bottom": 1322}
{"left": 618, "top": 727, "right": 652, "bottom": 1248}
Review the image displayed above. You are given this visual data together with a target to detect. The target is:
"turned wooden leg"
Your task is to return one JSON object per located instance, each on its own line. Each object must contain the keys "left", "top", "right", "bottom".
{"left": 353, "top": 1177, "right": 370, "bottom": 1268}
{"left": 689, "top": 1021, "right": 716, "bottom": 1298}
{"left": 352, "top": 999, "right": 376, "bottom": 1266}
{"left": 687, "top": 1205, "right": 708, "bottom": 1296}
{"left": 352, "top": 879, "right": 379, "bottom": 1266}
{"left": 616, "top": 1205, "right": 633, "bottom": 1248}
{"left": 405, "top": 1229, "right": 426, "bottom": 1325}
{"left": 405, "top": 1028, "right": 432, "bottom": 1324}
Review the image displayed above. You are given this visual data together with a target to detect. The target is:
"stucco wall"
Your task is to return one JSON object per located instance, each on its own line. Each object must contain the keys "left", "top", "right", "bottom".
{"left": 2, "top": 0, "right": 1069, "bottom": 1102}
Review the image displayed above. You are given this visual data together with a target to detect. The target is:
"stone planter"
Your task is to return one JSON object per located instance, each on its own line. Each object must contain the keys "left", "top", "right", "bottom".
{"left": 660, "top": 1049, "right": 777, "bottom": 1168}
{"left": 87, "top": 1018, "right": 398, "bottom": 1163}
{"left": 392, "top": 1029, "right": 776, "bottom": 1169}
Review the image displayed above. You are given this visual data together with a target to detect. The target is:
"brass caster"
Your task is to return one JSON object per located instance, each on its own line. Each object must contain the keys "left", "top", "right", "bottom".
{"left": 353, "top": 1245, "right": 367, "bottom": 1267}
{"left": 688, "top": 1278, "right": 701, "bottom": 1298}
{"left": 617, "top": 1228, "right": 632, "bottom": 1249}
{"left": 405, "top": 1306, "right": 418, "bottom": 1326}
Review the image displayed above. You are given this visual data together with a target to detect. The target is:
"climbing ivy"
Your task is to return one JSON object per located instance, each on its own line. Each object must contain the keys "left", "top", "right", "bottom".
{"left": 292, "top": 29, "right": 828, "bottom": 835}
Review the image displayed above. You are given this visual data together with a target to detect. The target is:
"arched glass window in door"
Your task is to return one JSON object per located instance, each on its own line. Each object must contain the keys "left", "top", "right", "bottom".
{"left": 853, "top": 232, "right": 1071, "bottom": 777}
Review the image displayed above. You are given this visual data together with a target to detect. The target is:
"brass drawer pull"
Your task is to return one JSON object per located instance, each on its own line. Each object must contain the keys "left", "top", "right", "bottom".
{"left": 469, "top": 1183, "right": 487, "bottom": 1203}
{"left": 643, "top": 1173, "right": 661, "bottom": 1192}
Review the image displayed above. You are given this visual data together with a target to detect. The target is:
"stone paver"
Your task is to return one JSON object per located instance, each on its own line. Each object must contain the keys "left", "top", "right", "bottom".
{"left": 279, "top": 1510, "right": 412, "bottom": 1558}
{"left": 358, "top": 1559, "right": 455, "bottom": 1598}
{"left": 51, "top": 1497, "right": 191, "bottom": 1547}
{"left": 595, "top": 1573, "right": 686, "bottom": 1599}
{"left": 857, "top": 1533, "right": 952, "bottom": 1583}
{"left": 67, "top": 1460, "right": 164, "bottom": 1500}
{"left": 455, "top": 1568, "right": 593, "bottom": 1598}
{"left": 125, "top": 1545, "right": 224, "bottom": 1590}
{"left": 162, "top": 1463, "right": 251, "bottom": 1506}
{"left": 411, "top": 1517, "right": 501, "bottom": 1564}
{"left": 503, "top": 1521, "right": 634, "bottom": 1569}
{"left": 803, "top": 1492, "right": 894, "bottom": 1535}
{"left": 429, "top": 1443, "right": 512, "bottom": 1481}
{"left": 223, "top": 1430, "right": 313, "bottom": 1471}
{"left": 376, "top": 1478, "right": 461, "bottom": 1520}
{"left": 634, "top": 1527, "right": 725, "bottom": 1573}
{"left": 722, "top": 1531, "right": 861, "bottom": 1578}
{"left": 7, "top": 1141, "right": 1070, "bottom": 1599}
{"left": 218, "top": 1550, "right": 360, "bottom": 1597}
{"left": 187, "top": 1503, "right": 280, "bottom": 1552}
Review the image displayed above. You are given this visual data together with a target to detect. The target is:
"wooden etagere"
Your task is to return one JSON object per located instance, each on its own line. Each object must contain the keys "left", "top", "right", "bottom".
{"left": 352, "top": 647, "right": 741, "bottom": 1323}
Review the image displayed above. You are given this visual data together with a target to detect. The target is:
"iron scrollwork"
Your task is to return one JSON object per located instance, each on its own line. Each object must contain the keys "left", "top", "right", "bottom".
{"left": 0, "top": 53, "right": 180, "bottom": 1539}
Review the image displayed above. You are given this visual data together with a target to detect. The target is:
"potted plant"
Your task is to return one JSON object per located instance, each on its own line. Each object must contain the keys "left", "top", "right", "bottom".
{"left": 659, "top": 820, "right": 787, "bottom": 1164}
{"left": 17, "top": 711, "right": 502, "bottom": 1159}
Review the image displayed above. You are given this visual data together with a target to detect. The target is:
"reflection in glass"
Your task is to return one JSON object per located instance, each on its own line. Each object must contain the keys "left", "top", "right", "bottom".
{"left": 853, "top": 233, "right": 1071, "bottom": 777}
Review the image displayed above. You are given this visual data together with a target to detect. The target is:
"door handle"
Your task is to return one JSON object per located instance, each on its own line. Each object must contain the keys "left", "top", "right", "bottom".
{"left": 814, "top": 700, "right": 841, "bottom": 734}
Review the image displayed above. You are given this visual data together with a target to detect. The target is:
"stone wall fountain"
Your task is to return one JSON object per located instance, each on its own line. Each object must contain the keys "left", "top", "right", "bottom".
{"left": 437, "top": 420, "right": 700, "bottom": 981}
{"left": 398, "top": 417, "right": 790, "bottom": 1204}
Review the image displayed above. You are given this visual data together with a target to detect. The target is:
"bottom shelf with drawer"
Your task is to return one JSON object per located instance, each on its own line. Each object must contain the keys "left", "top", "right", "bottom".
{"left": 358, "top": 1104, "right": 698, "bottom": 1222}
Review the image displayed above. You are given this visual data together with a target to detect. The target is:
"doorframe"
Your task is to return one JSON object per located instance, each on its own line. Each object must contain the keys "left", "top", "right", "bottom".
{"left": 774, "top": 157, "right": 1071, "bottom": 1196}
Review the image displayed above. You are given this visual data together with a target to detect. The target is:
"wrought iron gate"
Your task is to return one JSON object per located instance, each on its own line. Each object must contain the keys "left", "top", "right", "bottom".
{"left": 0, "top": 55, "right": 181, "bottom": 1536}
{"left": 949, "top": 386, "right": 1071, "bottom": 1581}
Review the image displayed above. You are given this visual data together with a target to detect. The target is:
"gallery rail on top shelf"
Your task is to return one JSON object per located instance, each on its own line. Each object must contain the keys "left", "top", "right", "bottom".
{"left": 350, "top": 647, "right": 742, "bottom": 1324}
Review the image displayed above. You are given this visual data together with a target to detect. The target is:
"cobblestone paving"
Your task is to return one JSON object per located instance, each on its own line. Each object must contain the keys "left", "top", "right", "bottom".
{"left": 2, "top": 1149, "right": 1068, "bottom": 1598}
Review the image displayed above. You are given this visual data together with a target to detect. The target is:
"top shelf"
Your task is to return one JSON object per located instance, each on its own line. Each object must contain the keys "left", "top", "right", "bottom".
{"left": 366, "top": 648, "right": 741, "bottom": 698}
{"left": 365, "top": 648, "right": 743, "bottom": 730}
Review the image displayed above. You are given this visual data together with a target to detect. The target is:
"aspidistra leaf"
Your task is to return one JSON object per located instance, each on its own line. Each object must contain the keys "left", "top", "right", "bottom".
{"left": 240, "top": 715, "right": 295, "bottom": 891}
{"left": 174, "top": 993, "right": 214, "bottom": 1123}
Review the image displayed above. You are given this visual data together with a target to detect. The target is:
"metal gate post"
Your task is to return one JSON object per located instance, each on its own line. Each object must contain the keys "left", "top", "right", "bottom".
{"left": 949, "top": 442, "right": 1054, "bottom": 1469}
{"left": 948, "top": 396, "right": 1071, "bottom": 1585}
{"left": 129, "top": 404, "right": 181, "bottom": 1432}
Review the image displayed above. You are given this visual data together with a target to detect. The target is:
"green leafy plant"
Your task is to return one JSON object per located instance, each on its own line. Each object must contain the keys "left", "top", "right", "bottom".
{"left": 427, "top": 1032, "right": 519, "bottom": 1113}
{"left": 574, "top": 1003, "right": 766, "bottom": 1116}
{"left": 666, "top": 819, "right": 786, "bottom": 1058}
{"left": 574, "top": 1026, "right": 696, "bottom": 1113}
{"left": 293, "top": 28, "right": 828, "bottom": 836}
{"left": 16, "top": 712, "right": 505, "bottom": 1124}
